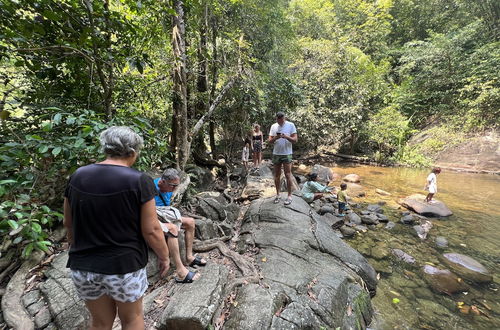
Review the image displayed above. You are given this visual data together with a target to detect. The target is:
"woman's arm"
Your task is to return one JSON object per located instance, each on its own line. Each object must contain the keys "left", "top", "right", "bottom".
{"left": 141, "top": 199, "right": 170, "bottom": 276}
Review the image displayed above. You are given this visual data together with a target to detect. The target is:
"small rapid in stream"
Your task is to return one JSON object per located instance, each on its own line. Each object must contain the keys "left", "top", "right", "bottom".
{"left": 326, "top": 164, "right": 499, "bottom": 329}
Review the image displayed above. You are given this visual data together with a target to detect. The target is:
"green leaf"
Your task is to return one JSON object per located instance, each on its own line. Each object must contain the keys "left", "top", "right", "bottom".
{"left": 39, "top": 145, "right": 49, "bottom": 153}
{"left": 30, "top": 135, "right": 43, "bottom": 140}
{"left": 13, "top": 237, "right": 23, "bottom": 244}
{"left": 0, "top": 179, "right": 17, "bottom": 185}
{"left": 22, "top": 243, "right": 34, "bottom": 257}
{"left": 66, "top": 117, "right": 76, "bottom": 125}
{"left": 41, "top": 205, "right": 51, "bottom": 213}
{"left": 52, "top": 147, "right": 62, "bottom": 156}
{"left": 7, "top": 219, "right": 18, "bottom": 229}
{"left": 14, "top": 212, "right": 23, "bottom": 219}
{"left": 53, "top": 113, "right": 62, "bottom": 124}
{"left": 31, "top": 223, "right": 42, "bottom": 233}
{"left": 36, "top": 241, "right": 49, "bottom": 252}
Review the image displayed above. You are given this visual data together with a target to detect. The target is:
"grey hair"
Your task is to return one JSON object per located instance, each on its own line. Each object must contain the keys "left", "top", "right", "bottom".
{"left": 99, "top": 126, "right": 144, "bottom": 158}
{"left": 162, "top": 168, "right": 180, "bottom": 181}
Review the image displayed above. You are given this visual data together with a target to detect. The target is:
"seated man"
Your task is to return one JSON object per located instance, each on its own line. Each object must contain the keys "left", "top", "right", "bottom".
{"left": 154, "top": 168, "right": 206, "bottom": 283}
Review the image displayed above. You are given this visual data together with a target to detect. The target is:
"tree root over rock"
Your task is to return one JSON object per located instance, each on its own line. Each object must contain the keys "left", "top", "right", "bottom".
{"left": 193, "top": 236, "right": 261, "bottom": 329}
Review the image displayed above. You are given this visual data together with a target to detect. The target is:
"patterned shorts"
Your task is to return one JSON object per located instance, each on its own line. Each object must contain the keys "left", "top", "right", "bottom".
{"left": 70, "top": 268, "right": 148, "bottom": 303}
{"left": 253, "top": 141, "right": 262, "bottom": 153}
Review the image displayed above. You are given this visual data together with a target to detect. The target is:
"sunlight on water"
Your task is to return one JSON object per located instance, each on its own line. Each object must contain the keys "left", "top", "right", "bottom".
{"left": 323, "top": 164, "right": 500, "bottom": 329}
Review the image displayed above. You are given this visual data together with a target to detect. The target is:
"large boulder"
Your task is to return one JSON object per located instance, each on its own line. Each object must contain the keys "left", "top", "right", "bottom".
{"left": 311, "top": 164, "right": 340, "bottom": 183}
{"left": 232, "top": 196, "right": 377, "bottom": 329}
{"left": 343, "top": 174, "right": 361, "bottom": 183}
{"left": 398, "top": 194, "right": 452, "bottom": 217}
{"left": 346, "top": 183, "right": 366, "bottom": 197}
{"left": 441, "top": 253, "right": 493, "bottom": 283}
{"left": 422, "top": 265, "right": 469, "bottom": 295}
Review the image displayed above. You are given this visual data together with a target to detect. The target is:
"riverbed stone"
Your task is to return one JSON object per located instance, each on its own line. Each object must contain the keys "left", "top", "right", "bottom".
{"left": 375, "top": 188, "right": 391, "bottom": 196}
{"left": 398, "top": 194, "right": 453, "bottom": 217}
{"left": 343, "top": 174, "right": 361, "bottom": 183}
{"left": 361, "top": 214, "right": 378, "bottom": 225}
{"left": 435, "top": 236, "right": 448, "bottom": 248}
{"left": 366, "top": 204, "right": 382, "bottom": 213}
{"left": 340, "top": 225, "right": 356, "bottom": 237}
{"left": 319, "top": 205, "right": 336, "bottom": 215}
{"left": 391, "top": 249, "right": 416, "bottom": 264}
{"left": 400, "top": 214, "right": 415, "bottom": 224}
{"left": 441, "top": 253, "right": 493, "bottom": 283}
{"left": 376, "top": 214, "right": 389, "bottom": 222}
{"left": 311, "top": 164, "right": 339, "bottom": 183}
{"left": 346, "top": 183, "right": 366, "bottom": 197}
{"left": 346, "top": 212, "right": 362, "bottom": 225}
{"left": 422, "top": 265, "right": 469, "bottom": 295}
{"left": 385, "top": 221, "right": 396, "bottom": 230}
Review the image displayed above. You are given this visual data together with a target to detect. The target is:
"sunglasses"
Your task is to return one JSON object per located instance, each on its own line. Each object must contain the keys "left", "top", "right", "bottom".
{"left": 167, "top": 183, "right": 179, "bottom": 187}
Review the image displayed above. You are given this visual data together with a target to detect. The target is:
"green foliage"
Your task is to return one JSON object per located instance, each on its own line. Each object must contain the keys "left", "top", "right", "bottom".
{"left": 365, "top": 105, "right": 415, "bottom": 155}
{"left": 0, "top": 105, "right": 172, "bottom": 257}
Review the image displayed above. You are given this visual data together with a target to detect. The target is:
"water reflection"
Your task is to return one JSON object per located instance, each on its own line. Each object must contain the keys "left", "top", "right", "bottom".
{"left": 325, "top": 164, "right": 500, "bottom": 329}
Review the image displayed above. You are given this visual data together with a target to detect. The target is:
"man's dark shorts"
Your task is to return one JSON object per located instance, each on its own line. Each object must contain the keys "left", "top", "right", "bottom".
{"left": 272, "top": 154, "right": 293, "bottom": 164}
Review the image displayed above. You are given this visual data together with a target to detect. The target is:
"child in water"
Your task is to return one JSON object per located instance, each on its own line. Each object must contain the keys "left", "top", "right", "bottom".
{"left": 242, "top": 139, "right": 250, "bottom": 169}
{"left": 301, "top": 172, "right": 332, "bottom": 203}
{"left": 424, "top": 167, "right": 441, "bottom": 203}
{"left": 337, "top": 183, "right": 348, "bottom": 216}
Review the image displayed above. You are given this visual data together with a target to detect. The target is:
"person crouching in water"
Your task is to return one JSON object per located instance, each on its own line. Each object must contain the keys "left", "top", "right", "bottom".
{"left": 337, "top": 183, "right": 349, "bottom": 216}
{"left": 301, "top": 172, "right": 332, "bottom": 203}
{"left": 424, "top": 167, "right": 441, "bottom": 203}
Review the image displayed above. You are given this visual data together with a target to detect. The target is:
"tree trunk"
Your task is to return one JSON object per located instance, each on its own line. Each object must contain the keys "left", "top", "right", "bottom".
{"left": 193, "top": 2, "right": 209, "bottom": 161}
{"left": 208, "top": 16, "right": 219, "bottom": 157}
{"left": 171, "top": 0, "right": 189, "bottom": 170}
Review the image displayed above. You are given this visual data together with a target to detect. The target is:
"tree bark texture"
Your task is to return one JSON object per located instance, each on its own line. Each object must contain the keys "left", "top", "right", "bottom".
{"left": 171, "top": 0, "right": 189, "bottom": 170}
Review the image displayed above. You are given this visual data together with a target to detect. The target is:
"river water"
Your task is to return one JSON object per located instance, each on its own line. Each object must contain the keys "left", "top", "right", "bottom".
{"left": 327, "top": 164, "right": 500, "bottom": 329}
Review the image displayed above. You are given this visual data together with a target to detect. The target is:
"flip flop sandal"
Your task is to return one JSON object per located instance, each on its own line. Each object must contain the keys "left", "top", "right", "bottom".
{"left": 189, "top": 255, "right": 207, "bottom": 267}
{"left": 274, "top": 196, "right": 281, "bottom": 204}
{"left": 174, "top": 270, "right": 196, "bottom": 283}
{"left": 284, "top": 198, "right": 292, "bottom": 205}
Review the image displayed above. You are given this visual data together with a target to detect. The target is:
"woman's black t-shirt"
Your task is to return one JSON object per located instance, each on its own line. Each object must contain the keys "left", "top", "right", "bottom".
{"left": 64, "top": 164, "right": 157, "bottom": 274}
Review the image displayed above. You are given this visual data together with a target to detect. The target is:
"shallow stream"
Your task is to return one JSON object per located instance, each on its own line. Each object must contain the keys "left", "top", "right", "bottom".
{"left": 327, "top": 164, "right": 500, "bottom": 329}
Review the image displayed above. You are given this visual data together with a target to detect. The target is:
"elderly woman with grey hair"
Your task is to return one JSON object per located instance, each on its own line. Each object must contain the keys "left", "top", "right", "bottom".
{"left": 64, "top": 126, "right": 170, "bottom": 330}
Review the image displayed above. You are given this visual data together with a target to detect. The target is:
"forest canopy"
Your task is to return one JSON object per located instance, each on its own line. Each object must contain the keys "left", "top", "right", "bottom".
{"left": 0, "top": 0, "right": 499, "bottom": 256}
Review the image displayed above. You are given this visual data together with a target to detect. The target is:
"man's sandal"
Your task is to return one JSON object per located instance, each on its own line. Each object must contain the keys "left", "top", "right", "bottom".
{"left": 189, "top": 255, "right": 207, "bottom": 267}
{"left": 174, "top": 270, "right": 196, "bottom": 283}
{"left": 284, "top": 197, "right": 292, "bottom": 206}
{"left": 273, "top": 196, "right": 281, "bottom": 204}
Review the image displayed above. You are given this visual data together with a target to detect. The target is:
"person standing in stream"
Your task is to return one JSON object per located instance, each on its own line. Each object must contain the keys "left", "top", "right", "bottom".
{"left": 268, "top": 111, "right": 298, "bottom": 205}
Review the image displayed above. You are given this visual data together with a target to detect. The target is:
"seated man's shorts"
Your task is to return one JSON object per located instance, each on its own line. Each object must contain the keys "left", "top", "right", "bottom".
{"left": 272, "top": 154, "right": 293, "bottom": 164}
{"left": 156, "top": 206, "right": 183, "bottom": 236}
{"left": 70, "top": 267, "right": 148, "bottom": 303}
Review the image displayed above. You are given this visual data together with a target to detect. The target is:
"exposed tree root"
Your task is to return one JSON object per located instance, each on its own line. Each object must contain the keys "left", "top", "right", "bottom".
{"left": 0, "top": 261, "right": 19, "bottom": 284}
{"left": 1, "top": 251, "right": 45, "bottom": 330}
{"left": 193, "top": 237, "right": 256, "bottom": 277}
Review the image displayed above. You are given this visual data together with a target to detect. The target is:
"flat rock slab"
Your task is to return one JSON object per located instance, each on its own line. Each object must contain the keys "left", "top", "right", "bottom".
{"left": 399, "top": 194, "right": 452, "bottom": 217}
{"left": 233, "top": 196, "right": 377, "bottom": 329}
{"left": 160, "top": 263, "right": 228, "bottom": 329}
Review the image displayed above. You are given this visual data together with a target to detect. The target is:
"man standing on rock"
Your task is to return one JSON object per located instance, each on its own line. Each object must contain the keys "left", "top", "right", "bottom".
{"left": 268, "top": 111, "right": 298, "bottom": 205}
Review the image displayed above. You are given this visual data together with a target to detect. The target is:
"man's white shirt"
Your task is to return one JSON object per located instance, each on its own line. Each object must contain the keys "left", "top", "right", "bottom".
{"left": 269, "top": 121, "right": 297, "bottom": 155}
